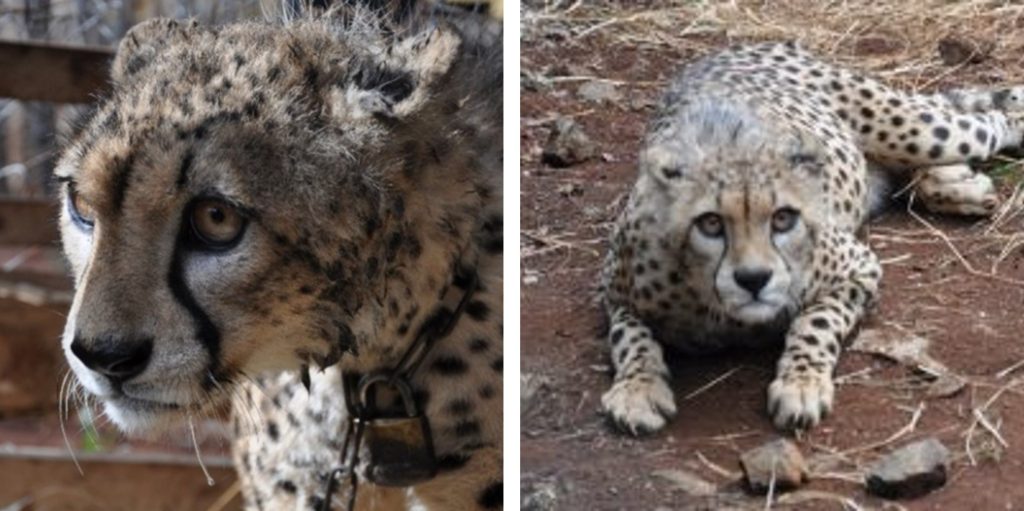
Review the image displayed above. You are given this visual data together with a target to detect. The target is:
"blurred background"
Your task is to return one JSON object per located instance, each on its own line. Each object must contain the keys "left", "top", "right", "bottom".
{"left": 0, "top": 0, "right": 498, "bottom": 510}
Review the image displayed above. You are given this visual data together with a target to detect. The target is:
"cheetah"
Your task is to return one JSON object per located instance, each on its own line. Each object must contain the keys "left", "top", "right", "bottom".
{"left": 55, "top": 4, "right": 502, "bottom": 510}
{"left": 601, "top": 41, "right": 1024, "bottom": 434}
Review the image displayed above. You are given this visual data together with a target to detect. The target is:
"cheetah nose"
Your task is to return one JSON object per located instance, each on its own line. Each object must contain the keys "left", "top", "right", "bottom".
{"left": 71, "top": 335, "right": 153, "bottom": 383}
{"left": 733, "top": 268, "right": 772, "bottom": 296}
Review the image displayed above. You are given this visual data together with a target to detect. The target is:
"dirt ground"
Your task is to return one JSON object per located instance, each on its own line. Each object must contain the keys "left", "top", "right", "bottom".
{"left": 520, "top": 2, "right": 1024, "bottom": 509}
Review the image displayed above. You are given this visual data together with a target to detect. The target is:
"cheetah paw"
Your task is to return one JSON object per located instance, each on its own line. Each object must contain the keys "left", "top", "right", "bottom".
{"left": 601, "top": 374, "right": 676, "bottom": 436}
{"left": 916, "top": 164, "right": 999, "bottom": 216}
{"left": 767, "top": 372, "right": 834, "bottom": 431}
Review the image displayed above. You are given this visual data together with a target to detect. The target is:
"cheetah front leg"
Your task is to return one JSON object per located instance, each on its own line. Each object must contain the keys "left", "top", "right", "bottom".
{"left": 768, "top": 230, "right": 881, "bottom": 430}
{"left": 600, "top": 308, "right": 677, "bottom": 435}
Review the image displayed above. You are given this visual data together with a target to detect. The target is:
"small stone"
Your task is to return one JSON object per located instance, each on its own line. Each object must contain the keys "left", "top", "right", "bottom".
{"left": 521, "top": 479, "right": 558, "bottom": 511}
{"left": 521, "top": 70, "right": 549, "bottom": 93}
{"left": 866, "top": 438, "right": 950, "bottom": 499}
{"left": 937, "top": 36, "right": 992, "bottom": 66}
{"left": 652, "top": 469, "right": 717, "bottom": 496}
{"left": 577, "top": 81, "right": 620, "bottom": 104}
{"left": 556, "top": 182, "right": 583, "bottom": 197}
{"left": 548, "top": 63, "right": 587, "bottom": 78}
{"left": 541, "top": 117, "right": 595, "bottom": 168}
{"left": 520, "top": 373, "right": 550, "bottom": 414}
{"left": 628, "top": 96, "right": 655, "bottom": 112}
{"left": 542, "top": 26, "right": 570, "bottom": 42}
{"left": 739, "top": 439, "right": 807, "bottom": 493}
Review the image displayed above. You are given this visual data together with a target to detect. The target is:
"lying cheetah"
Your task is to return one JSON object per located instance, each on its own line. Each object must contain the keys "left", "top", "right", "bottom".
{"left": 56, "top": 4, "right": 502, "bottom": 510}
{"left": 601, "top": 41, "right": 1023, "bottom": 434}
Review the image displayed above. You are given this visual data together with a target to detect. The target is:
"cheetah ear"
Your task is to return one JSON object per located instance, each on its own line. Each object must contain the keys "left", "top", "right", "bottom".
{"left": 641, "top": 144, "right": 690, "bottom": 187}
{"left": 785, "top": 130, "right": 827, "bottom": 176}
{"left": 335, "top": 26, "right": 461, "bottom": 120}
{"left": 111, "top": 18, "right": 201, "bottom": 83}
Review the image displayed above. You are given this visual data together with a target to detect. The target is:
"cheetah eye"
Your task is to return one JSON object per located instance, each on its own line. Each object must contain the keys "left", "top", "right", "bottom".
{"left": 67, "top": 183, "right": 96, "bottom": 229}
{"left": 694, "top": 213, "right": 724, "bottom": 238}
{"left": 188, "top": 198, "right": 246, "bottom": 249}
{"left": 771, "top": 207, "right": 800, "bottom": 233}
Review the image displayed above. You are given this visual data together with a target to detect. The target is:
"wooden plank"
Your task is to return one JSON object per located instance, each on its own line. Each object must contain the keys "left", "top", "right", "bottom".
{"left": 0, "top": 40, "right": 113, "bottom": 103}
{"left": 0, "top": 198, "right": 60, "bottom": 245}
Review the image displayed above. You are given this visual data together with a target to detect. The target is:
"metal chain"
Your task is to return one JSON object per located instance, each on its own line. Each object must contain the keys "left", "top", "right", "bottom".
{"left": 318, "top": 271, "right": 478, "bottom": 511}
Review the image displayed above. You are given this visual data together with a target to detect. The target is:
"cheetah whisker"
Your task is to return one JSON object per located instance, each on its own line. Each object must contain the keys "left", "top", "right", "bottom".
{"left": 188, "top": 414, "right": 216, "bottom": 486}
{"left": 58, "top": 371, "right": 84, "bottom": 476}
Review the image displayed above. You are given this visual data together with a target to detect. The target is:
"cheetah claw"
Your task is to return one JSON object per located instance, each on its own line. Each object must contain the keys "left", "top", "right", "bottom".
{"left": 767, "top": 372, "right": 834, "bottom": 431}
{"left": 601, "top": 373, "right": 677, "bottom": 436}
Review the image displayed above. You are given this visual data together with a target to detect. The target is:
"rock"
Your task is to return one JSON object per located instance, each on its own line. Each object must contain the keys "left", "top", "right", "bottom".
{"left": 541, "top": 117, "right": 596, "bottom": 168}
{"left": 520, "top": 373, "right": 550, "bottom": 414}
{"left": 652, "top": 469, "right": 717, "bottom": 497}
{"left": 548, "top": 63, "right": 588, "bottom": 78}
{"left": 577, "top": 81, "right": 620, "bottom": 104}
{"left": 937, "top": 36, "right": 992, "bottom": 66}
{"left": 866, "top": 438, "right": 950, "bottom": 499}
{"left": 521, "top": 479, "right": 559, "bottom": 511}
{"left": 556, "top": 182, "right": 583, "bottom": 197}
{"left": 628, "top": 96, "right": 655, "bottom": 112}
{"left": 739, "top": 439, "right": 807, "bottom": 493}
{"left": 521, "top": 70, "right": 549, "bottom": 93}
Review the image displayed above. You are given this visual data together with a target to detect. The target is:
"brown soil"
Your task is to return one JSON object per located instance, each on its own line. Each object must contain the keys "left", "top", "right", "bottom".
{"left": 521, "top": 5, "right": 1024, "bottom": 510}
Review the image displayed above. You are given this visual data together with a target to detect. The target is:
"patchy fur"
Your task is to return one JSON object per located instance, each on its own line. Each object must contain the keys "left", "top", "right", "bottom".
{"left": 57, "top": 5, "right": 501, "bottom": 510}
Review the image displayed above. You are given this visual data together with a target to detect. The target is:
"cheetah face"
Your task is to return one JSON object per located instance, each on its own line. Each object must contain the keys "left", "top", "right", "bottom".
{"left": 641, "top": 121, "right": 824, "bottom": 326}
{"left": 688, "top": 187, "right": 813, "bottom": 325}
{"left": 56, "top": 15, "right": 465, "bottom": 433}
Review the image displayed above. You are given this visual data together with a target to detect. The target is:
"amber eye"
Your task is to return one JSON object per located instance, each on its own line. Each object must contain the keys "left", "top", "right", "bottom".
{"left": 694, "top": 213, "right": 724, "bottom": 238}
{"left": 68, "top": 184, "right": 97, "bottom": 228}
{"left": 772, "top": 207, "right": 800, "bottom": 233}
{"left": 189, "top": 199, "right": 245, "bottom": 248}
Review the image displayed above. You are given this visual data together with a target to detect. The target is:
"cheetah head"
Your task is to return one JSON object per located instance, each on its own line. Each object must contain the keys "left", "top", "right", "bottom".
{"left": 56, "top": 9, "right": 495, "bottom": 433}
{"left": 640, "top": 101, "right": 828, "bottom": 325}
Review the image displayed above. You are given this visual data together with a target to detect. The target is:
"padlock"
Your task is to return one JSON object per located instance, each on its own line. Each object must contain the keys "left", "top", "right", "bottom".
{"left": 357, "top": 374, "right": 438, "bottom": 487}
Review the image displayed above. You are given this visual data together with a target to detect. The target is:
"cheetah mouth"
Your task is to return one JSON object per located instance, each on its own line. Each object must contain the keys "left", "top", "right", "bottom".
{"left": 733, "top": 300, "right": 786, "bottom": 324}
{"left": 110, "top": 394, "right": 183, "bottom": 412}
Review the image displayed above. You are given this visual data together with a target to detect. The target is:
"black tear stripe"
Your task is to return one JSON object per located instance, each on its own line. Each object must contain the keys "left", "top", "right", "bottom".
{"left": 167, "top": 235, "right": 223, "bottom": 390}
{"left": 176, "top": 150, "right": 194, "bottom": 188}
{"left": 478, "top": 481, "right": 502, "bottom": 509}
{"left": 110, "top": 150, "right": 137, "bottom": 215}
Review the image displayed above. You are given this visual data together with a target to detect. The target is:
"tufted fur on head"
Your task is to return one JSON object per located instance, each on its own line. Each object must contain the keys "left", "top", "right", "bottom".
{"left": 56, "top": 3, "right": 501, "bottom": 433}
{"left": 628, "top": 99, "right": 824, "bottom": 326}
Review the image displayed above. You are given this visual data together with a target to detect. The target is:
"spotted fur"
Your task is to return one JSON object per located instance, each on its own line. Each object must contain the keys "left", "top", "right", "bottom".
{"left": 601, "top": 42, "right": 1024, "bottom": 434}
{"left": 56, "top": 5, "right": 501, "bottom": 510}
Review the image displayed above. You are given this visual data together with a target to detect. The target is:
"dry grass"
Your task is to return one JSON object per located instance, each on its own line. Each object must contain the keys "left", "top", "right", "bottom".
{"left": 524, "top": 0, "right": 1024, "bottom": 89}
